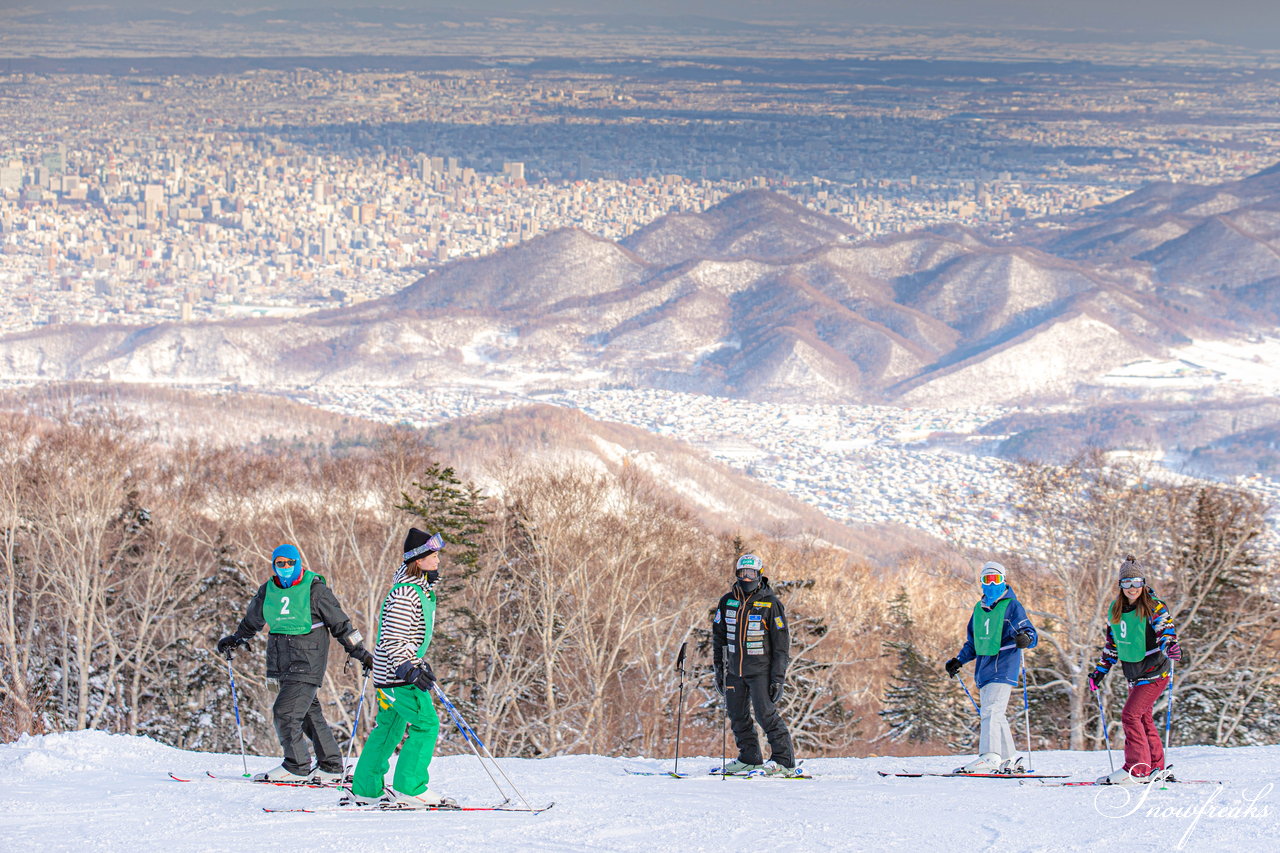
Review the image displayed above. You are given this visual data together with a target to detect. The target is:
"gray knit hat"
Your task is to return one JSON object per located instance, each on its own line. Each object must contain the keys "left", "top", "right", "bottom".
{"left": 1119, "top": 555, "right": 1143, "bottom": 580}
{"left": 977, "top": 560, "right": 1008, "bottom": 585}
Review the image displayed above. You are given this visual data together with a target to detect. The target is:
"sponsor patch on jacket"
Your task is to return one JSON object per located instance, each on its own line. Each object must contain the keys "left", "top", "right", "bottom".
{"left": 752, "top": 601, "right": 772, "bottom": 608}
{"left": 748, "top": 613, "right": 763, "bottom": 621}
{"left": 726, "top": 598, "right": 740, "bottom": 607}
{"left": 713, "top": 611, "right": 721, "bottom": 624}
{"left": 775, "top": 617, "right": 785, "bottom": 629}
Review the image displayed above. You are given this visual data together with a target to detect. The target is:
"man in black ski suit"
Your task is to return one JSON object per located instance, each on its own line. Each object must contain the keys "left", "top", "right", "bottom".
{"left": 711, "top": 553, "right": 798, "bottom": 776}
{"left": 217, "top": 542, "right": 374, "bottom": 783}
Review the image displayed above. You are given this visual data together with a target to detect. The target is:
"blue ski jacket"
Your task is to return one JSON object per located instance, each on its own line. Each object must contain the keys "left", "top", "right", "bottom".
{"left": 954, "top": 587, "right": 1038, "bottom": 688}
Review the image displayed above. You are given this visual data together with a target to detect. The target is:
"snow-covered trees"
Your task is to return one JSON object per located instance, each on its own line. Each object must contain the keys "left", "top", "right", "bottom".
{"left": 3, "top": 411, "right": 1276, "bottom": 760}
{"left": 1008, "top": 452, "right": 1280, "bottom": 750}
{"left": 878, "top": 592, "right": 972, "bottom": 748}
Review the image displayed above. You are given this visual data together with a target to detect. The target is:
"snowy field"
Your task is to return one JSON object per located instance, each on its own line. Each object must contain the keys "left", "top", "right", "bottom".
{"left": 3, "top": 731, "right": 1277, "bottom": 852}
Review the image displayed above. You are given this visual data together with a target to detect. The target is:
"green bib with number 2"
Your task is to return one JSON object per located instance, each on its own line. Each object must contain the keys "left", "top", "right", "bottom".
{"left": 263, "top": 570, "right": 322, "bottom": 635}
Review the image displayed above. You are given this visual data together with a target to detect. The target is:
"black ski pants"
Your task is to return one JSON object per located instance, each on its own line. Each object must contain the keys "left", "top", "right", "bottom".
{"left": 273, "top": 679, "right": 343, "bottom": 774}
{"left": 726, "top": 672, "right": 794, "bottom": 767}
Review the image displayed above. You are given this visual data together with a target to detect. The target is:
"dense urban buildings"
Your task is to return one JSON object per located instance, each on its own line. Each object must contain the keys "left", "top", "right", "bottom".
{"left": 2, "top": 59, "right": 1277, "bottom": 333}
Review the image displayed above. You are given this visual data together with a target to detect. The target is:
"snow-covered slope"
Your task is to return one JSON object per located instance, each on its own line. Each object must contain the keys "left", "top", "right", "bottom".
{"left": 4, "top": 730, "right": 1277, "bottom": 852}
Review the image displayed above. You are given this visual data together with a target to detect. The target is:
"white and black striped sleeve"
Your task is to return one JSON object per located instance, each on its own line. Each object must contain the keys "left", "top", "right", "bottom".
{"left": 372, "top": 586, "right": 426, "bottom": 687}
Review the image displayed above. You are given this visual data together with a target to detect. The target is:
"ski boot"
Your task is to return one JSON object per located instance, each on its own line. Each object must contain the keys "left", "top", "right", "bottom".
{"left": 1096, "top": 768, "right": 1139, "bottom": 785}
{"left": 384, "top": 788, "right": 460, "bottom": 810}
{"left": 762, "top": 761, "right": 806, "bottom": 778}
{"left": 338, "top": 787, "right": 382, "bottom": 808}
{"left": 253, "top": 764, "right": 310, "bottom": 783}
{"left": 953, "top": 753, "right": 1000, "bottom": 774}
{"left": 720, "top": 759, "right": 762, "bottom": 776}
{"left": 308, "top": 767, "right": 344, "bottom": 784}
{"left": 997, "top": 756, "right": 1027, "bottom": 775}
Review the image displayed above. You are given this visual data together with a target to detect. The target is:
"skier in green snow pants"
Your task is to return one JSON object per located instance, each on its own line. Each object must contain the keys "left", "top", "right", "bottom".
{"left": 345, "top": 528, "right": 453, "bottom": 809}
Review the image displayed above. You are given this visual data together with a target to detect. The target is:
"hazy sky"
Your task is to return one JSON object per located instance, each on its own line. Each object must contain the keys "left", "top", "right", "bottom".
{"left": 7, "top": 1, "right": 1278, "bottom": 47}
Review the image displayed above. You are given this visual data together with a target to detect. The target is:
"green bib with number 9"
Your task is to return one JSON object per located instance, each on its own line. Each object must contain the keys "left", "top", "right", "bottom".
{"left": 1112, "top": 609, "right": 1148, "bottom": 663}
{"left": 972, "top": 598, "right": 1011, "bottom": 656}
{"left": 264, "top": 570, "right": 322, "bottom": 635}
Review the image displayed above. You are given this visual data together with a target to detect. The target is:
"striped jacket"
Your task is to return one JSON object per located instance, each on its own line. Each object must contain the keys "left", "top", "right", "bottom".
{"left": 1094, "top": 594, "right": 1179, "bottom": 685}
{"left": 371, "top": 564, "right": 435, "bottom": 688}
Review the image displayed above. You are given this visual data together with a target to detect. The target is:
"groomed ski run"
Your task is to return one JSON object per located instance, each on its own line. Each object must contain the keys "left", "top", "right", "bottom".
{"left": 4, "top": 731, "right": 1273, "bottom": 852}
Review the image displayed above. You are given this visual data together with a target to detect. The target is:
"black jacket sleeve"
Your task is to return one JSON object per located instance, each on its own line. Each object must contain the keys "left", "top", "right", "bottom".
{"left": 233, "top": 583, "right": 268, "bottom": 640}
{"left": 711, "top": 595, "right": 727, "bottom": 671}
{"left": 311, "top": 580, "right": 365, "bottom": 655}
{"left": 768, "top": 595, "right": 790, "bottom": 683}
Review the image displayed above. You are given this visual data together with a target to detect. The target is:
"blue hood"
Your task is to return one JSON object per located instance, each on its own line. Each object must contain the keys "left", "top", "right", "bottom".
{"left": 271, "top": 543, "right": 303, "bottom": 587}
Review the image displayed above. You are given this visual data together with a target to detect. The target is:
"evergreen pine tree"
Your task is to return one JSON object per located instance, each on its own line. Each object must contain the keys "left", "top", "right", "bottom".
{"left": 878, "top": 591, "right": 972, "bottom": 747}
{"left": 396, "top": 464, "right": 488, "bottom": 744}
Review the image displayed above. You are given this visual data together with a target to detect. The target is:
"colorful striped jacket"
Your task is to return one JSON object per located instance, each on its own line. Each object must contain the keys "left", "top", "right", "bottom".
{"left": 1093, "top": 594, "right": 1179, "bottom": 685}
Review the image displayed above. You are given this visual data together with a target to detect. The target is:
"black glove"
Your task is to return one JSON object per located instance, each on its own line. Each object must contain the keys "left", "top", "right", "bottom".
{"left": 395, "top": 660, "right": 435, "bottom": 691}
{"left": 352, "top": 647, "right": 374, "bottom": 673}
{"left": 1014, "top": 630, "right": 1032, "bottom": 649}
{"left": 769, "top": 681, "right": 784, "bottom": 703}
{"left": 1163, "top": 641, "right": 1184, "bottom": 664}
{"left": 1088, "top": 669, "right": 1106, "bottom": 691}
{"left": 216, "top": 635, "right": 247, "bottom": 658}
{"left": 713, "top": 666, "right": 725, "bottom": 697}
{"left": 945, "top": 657, "right": 962, "bottom": 678}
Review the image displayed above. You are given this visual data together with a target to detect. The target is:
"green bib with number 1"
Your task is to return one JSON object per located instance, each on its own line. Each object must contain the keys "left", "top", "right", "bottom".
{"left": 972, "top": 598, "right": 1011, "bottom": 656}
{"left": 1112, "top": 609, "right": 1148, "bottom": 663}
{"left": 264, "top": 571, "right": 322, "bottom": 635}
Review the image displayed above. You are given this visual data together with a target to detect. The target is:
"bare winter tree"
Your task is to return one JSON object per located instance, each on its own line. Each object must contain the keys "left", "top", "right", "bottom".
{"left": 1009, "top": 452, "right": 1280, "bottom": 750}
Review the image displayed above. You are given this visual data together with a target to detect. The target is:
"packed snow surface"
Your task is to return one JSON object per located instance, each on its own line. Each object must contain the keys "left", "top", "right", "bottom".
{"left": 3, "top": 731, "right": 1278, "bottom": 852}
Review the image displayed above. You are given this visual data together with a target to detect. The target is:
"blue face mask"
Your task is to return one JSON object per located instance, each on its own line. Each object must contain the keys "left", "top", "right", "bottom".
{"left": 272, "top": 543, "right": 303, "bottom": 587}
{"left": 982, "top": 580, "right": 1007, "bottom": 605}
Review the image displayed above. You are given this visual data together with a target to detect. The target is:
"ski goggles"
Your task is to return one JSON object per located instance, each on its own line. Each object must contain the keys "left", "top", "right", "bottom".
{"left": 736, "top": 567, "right": 761, "bottom": 582}
{"left": 1119, "top": 577, "right": 1145, "bottom": 589}
{"left": 404, "top": 532, "right": 444, "bottom": 562}
{"left": 273, "top": 557, "right": 298, "bottom": 568}
{"left": 981, "top": 571, "right": 1004, "bottom": 585}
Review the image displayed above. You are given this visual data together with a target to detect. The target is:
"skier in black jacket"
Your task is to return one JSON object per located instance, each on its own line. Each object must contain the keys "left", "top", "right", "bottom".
{"left": 217, "top": 542, "right": 374, "bottom": 783}
{"left": 711, "top": 553, "right": 798, "bottom": 776}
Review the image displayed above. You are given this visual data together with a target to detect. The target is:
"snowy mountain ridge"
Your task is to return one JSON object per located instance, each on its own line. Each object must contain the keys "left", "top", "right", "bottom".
{"left": 3, "top": 166, "right": 1279, "bottom": 408}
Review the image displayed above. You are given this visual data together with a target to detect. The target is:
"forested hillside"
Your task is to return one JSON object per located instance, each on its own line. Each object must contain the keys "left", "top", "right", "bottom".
{"left": 1, "top": 406, "right": 1277, "bottom": 759}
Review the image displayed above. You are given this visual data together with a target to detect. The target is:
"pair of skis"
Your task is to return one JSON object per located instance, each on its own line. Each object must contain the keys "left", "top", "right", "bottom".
{"left": 627, "top": 764, "right": 812, "bottom": 780}
{"left": 880, "top": 765, "right": 1218, "bottom": 786}
{"left": 168, "top": 770, "right": 345, "bottom": 789}
{"left": 262, "top": 800, "right": 555, "bottom": 814}
{"left": 169, "top": 770, "right": 554, "bottom": 813}
{"left": 878, "top": 769, "right": 1066, "bottom": 779}
{"left": 1020, "top": 766, "right": 1218, "bottom": 787}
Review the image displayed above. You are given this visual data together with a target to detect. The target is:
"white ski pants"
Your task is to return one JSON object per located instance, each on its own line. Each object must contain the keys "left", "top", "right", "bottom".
{"left": 978, "top": 683, "right": 1015, "bottom": 759}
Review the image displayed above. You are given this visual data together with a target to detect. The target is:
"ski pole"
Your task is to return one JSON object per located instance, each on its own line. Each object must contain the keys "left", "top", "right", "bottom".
{"left": 1095, "top": 683, "right": 1115, "bottom": 774}
{"left": 953, "top": 671, "right": 980, "bottom": 754}
{"left": 1164, "top": 661, "right": 1175, "bottom": 753}
{"left": 431, "top": 681, "right": 536, "bottom": 811}
{"left": 342, "top": 670, "right": 370, "bottom": 776}
{"left": 955, "top": 671, "right": 980, "bottom": 717}
{"left": 431, "top": 681, "right": 513, "bottom": 803}
{"left": 720, "top": 648, "right": 727, "bottom": 780}
{"left": 225, "top": 653, "right": 249, "bottom": 777}
{"left": 672, "top": 642, "right": 687, "bottom": 777}
{"left": 1020, "top": 662, "right": 1032, "bottom": 772}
